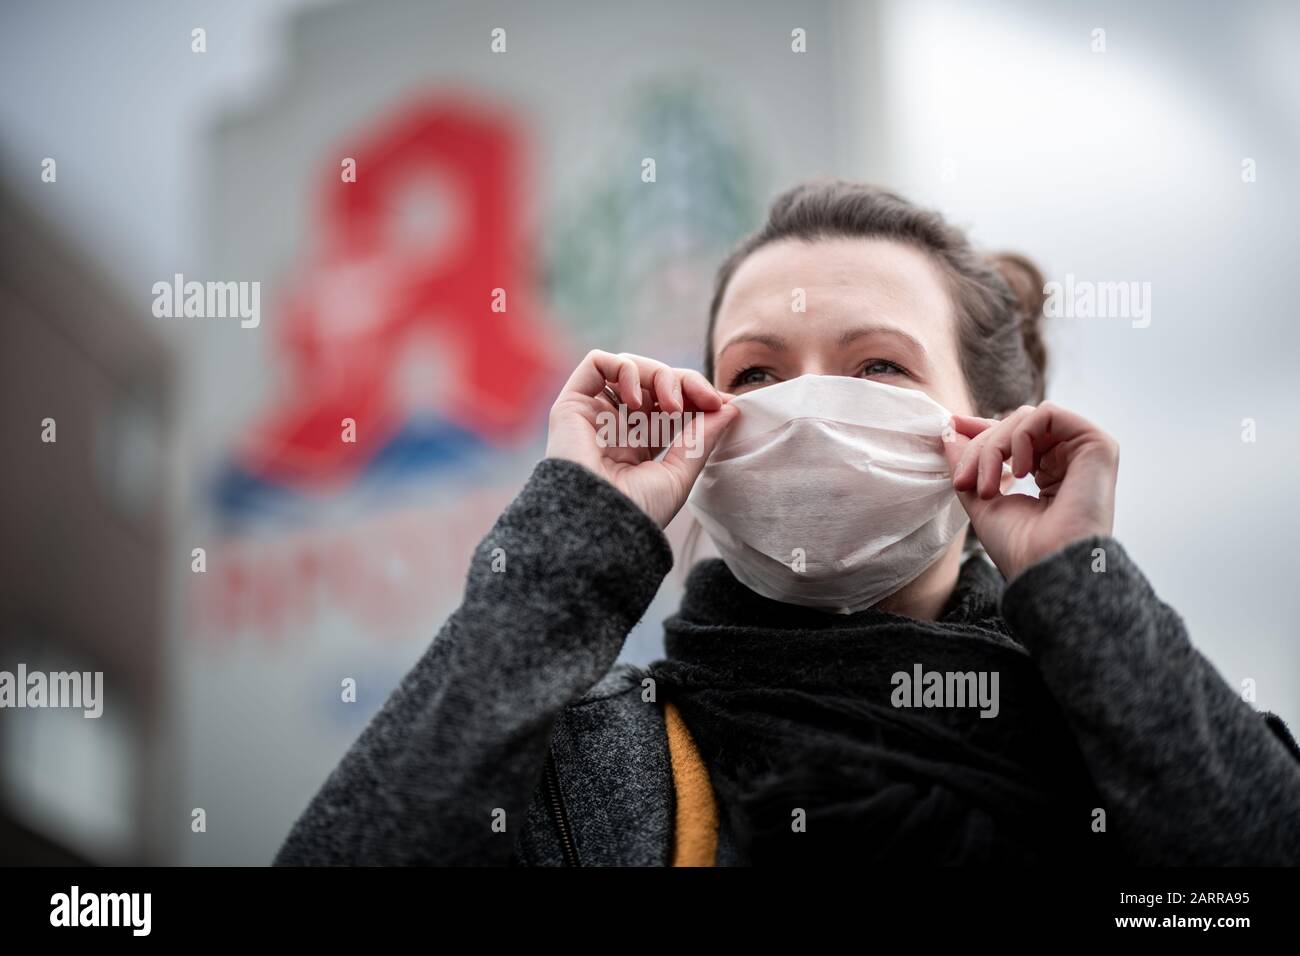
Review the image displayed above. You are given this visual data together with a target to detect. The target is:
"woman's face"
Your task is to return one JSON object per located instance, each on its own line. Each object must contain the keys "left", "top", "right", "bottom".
{"left": 710, "top": 236, "right": 977, "bottom": 418}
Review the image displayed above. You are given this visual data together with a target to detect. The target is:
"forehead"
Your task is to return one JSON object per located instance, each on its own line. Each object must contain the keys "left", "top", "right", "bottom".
{"left": 714, "top": 236, "right": 956, "bottom": 347}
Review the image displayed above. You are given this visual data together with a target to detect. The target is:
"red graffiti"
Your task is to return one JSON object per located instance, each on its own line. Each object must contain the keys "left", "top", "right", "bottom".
{"left": 236, "top": 97, "right": 563, "bottom": 490}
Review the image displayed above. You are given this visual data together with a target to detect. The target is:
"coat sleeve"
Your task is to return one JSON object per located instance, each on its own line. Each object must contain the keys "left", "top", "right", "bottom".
{"left": 1000, "top": 534, "right": 1300, "bottom": 864}
{"left": 272, "top": 457, "right": 673, "bottom": 865}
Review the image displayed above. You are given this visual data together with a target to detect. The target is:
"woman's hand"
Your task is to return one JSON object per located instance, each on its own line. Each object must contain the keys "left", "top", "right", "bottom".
{"left": 546, "top": 350, "right": 739, "bottom": 528}
{"left": 942, "top": 402, "right": 1119, "bottom": 583}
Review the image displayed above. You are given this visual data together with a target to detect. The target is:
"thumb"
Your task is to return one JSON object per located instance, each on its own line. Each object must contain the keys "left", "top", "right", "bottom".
{"left": 941, "top": 422, "right": 969, "bottom": 475}
{"left": 661, "top": 402, "right": 739, "bottom": 485}
{"left": 940, "top": 425, "right": 995, "bottom": 524}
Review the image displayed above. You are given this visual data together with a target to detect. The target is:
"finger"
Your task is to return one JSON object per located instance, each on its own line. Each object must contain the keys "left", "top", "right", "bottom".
{"left": 954, "top": 420, "right": 1004, "bottom": 492}
{"left": 1015, "top": 401, "right": 1100, "bottom": 454}
{"left": 1011, "top": 426, "right": 1036, "bottom": 478}
{"left": 661, "top": 402, "right": 740, "bottom": 483}
{"left": 671, "top": 370, "right": 684, "bottom": 412}
{"left": 953, "top": 406, "right": 1030, "bottom": 494}
{"left": 952, "top": 413, "right": 1012, "bottom": 489}
{"left": 953, "top": 427, "right": 988, "bottom": 490}
{"left": 976, "top": 439, "right": 1007, "bottom": 499}
{"left": 1037, "top": 473, "right": 1064, "bottom": 500}
{"left": 653, "top": 366, "right": 680, "bottom": 413}
{"left": 941, "top": 426, "right": 971, "bottom": 475}
{"left": 566, "top": 350, "right": 687, "bottom": 412}
{"left": 679, "top": 369, "right": 724, "bottom": 411}
{"left": 616, "top": 353, "right": 678, "bottom": 413}
{"left": 954, "top": 438, "right": 985, "bottom": 492}
{"left": 559, "top": 349, "right": 611, "bottom": 395}
{"left": 560, "top": 349, "right": 644, "bottom": 409}
{"left": 615, "top": 360, "right": 643, "bottom": 409}
{"left": 638, "top": 385, "right": 657, "bottom": 415}
{"left": 1032, "top": 446, "right": 1070, "bottom": 498}
{"left": 975, "top": 406, "right": 1036, "bottom": 498}
{"left": 949, "top": 413, "right": 998, "bottom": 439}
{"left": 645, "top": 389, "right": 683, "bottom": 455}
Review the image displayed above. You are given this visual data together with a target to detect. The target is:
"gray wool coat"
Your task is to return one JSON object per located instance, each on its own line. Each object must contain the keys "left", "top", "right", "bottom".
{"left": 272, "top": 458, "right": 1300, "bottom": 866}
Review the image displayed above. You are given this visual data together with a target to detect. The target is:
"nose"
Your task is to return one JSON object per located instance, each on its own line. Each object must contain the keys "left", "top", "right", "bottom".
{"left": 793, "top": 359, "right": 836, "bottom": 378}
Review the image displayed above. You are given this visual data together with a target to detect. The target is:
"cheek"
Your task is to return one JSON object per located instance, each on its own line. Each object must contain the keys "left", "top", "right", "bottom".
{"left": 929, "top": 361, "right": 978, "bottom": 417}
{"left": 943, "top": 390, "right": 977, "bottom": 418}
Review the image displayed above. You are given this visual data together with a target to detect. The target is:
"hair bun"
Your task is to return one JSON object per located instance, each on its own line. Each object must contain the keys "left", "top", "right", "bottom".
{"left": 987, "top": 251, "right": 1048, "bottom": 402}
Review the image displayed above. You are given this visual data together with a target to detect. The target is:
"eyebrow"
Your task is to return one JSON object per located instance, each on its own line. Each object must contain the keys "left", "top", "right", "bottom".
{"left": 837, "top": 324, "right": 928, "bottom": 356}
{"left": 716, "top": 324, "right": 929, "bottom": 365}
{"left": 715, "top": 332, "right": 790, "bottom": 362}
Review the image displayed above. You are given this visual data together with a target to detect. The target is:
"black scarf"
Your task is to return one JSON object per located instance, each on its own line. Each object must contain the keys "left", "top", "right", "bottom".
{"left": 645, "top": 554, "right": 1123, "bottom": 865}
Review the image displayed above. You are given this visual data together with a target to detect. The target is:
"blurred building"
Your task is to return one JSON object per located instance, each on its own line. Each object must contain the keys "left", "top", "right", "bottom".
{"left": 0, "top": 179, "right": 175, "bottom": 864}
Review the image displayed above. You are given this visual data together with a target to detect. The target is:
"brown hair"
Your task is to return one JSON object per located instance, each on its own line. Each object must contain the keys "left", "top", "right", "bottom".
{"left": 704, "top": 178, "right": 1048, "bottom": 417}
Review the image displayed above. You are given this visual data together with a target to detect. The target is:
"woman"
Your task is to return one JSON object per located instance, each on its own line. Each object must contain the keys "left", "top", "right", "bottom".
{"left": 274, "top": 179, "right": 1300, "bottom": 866}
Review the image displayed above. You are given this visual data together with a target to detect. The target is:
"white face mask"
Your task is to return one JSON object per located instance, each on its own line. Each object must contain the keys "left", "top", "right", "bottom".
{"left": 686, "top": 374, "right": 969, "bottom": 614}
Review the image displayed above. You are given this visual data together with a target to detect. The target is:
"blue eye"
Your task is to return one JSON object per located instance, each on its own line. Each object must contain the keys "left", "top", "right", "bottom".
{"left": 729, "top": 366, "right": 773, "bottom": 388}
{"left": 861, "top": 359, "right": 907, "bottom": 377}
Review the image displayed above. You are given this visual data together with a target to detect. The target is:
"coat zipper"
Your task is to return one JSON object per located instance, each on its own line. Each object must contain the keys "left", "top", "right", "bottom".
{"left": 543, "top": 747, "right": 581, "bottom": 866}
